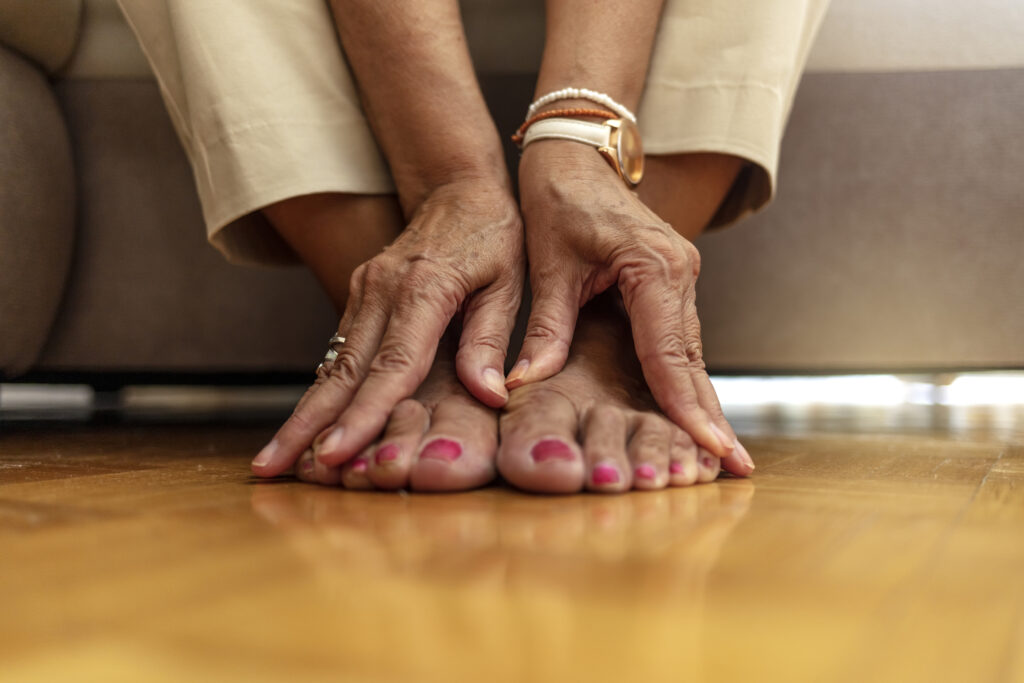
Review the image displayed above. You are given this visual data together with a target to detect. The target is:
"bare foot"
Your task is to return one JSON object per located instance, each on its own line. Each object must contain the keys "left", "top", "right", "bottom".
{"left": 294, "top": 333, "right": 498, "bottom": 492}
{"left": 499, "top": 295, "right": 746, "bottom": 494}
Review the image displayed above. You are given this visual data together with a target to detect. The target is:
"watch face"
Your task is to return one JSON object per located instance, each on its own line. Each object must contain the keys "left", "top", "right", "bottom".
{"left": 616, "top": 118, "right": 644, "bottom": 185}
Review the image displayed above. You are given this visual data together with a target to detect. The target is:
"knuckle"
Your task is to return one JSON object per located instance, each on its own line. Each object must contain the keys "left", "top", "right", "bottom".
{"left": 615, "top": 232, "right": 700, "bottom": 293}
{"left": 370, "top": 342, "right": 418, "bottom": 376}
{"left": 349, "top": 263, "right": 368, "bottom": 295}
{"left": 524, "top": 312, "right": 569, "bottom": 348}
{"left": 283, "top": 408, "right": 320, "bottom": 437}
{"left": 399, "top": 263, "right": 464, "bottom": 319}
{"left": 640, "top": 331, "right": 691, "bottom": 367}
{"left": 327, "top": 349, "right": 362, "bottom": 386}
{"left": 458, "top": 332, "right": 507, "bottom": 359}
{"left": 683, "top": 242, "right": 701, "bottom": 278}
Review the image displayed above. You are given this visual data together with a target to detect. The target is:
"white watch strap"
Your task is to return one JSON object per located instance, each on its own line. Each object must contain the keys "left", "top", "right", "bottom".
{"left": 521, "top": 118, "right": 612, "bottom": 150}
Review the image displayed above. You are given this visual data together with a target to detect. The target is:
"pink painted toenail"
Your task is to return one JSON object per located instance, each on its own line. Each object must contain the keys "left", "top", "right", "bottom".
{"left": 376, "top": 444, "right": 399, "bottom": 464}
{"left": 301, "top": 458, "right": 315, "bottom": 474}
{"left": 531, "top": 439, "right": 575, "bottom": 463}
{"left": 351, "top": 459, "right": 368, "bottom": 473}
{"left": 592, "top": 464, "right": 620, "bottom": 485}
{"left": 701, "top": 456, "right": 714, "bottom": 469}
{"left": 669, "top": 462, "right": 685, "bottom": 474}
{"left": 420, "top": 438, "right": 462, "bottom": 462}
{"left": 635, "top": 464, "right": 657, "bottom": 479}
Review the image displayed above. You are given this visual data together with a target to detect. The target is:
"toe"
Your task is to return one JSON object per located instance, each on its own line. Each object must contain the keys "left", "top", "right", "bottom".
{"left": 295, "top": 448, "right": 347, "bottom": 486}
{"left": 626, "top": 413, "right": 671, "bottom": 491}
{"left": 367, "top": 398, "right": 429, "bottom": 490}
{"left": 410, "top": 391, "right": 498, "bottom": 492}
{"left": 668, "top": 429, "right": 700, "bottom": 487}
{"left": 339, "top": 447, "right": 375, "bottom": 490}
{"left": 582, "top": 405, "right": 631, "bottom": 493}
{"left": 498, "top": 386, "right": 584, "bottom": 494}
{"left": 696, "top": 447, "right": 722, "bottom": 483}
{"left": 294, "top": 449, "right": 317, "bottom": 484}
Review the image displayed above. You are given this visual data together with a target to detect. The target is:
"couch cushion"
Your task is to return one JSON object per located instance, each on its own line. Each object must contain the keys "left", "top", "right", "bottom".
{"left": 0, "top": 45, "right": 76, "bottom": 376}
{"left": 0, "top": 0, "right": 81, "bottom": 74}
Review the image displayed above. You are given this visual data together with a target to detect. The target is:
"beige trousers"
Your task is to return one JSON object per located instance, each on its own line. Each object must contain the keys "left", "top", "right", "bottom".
{"left": 119, "top": 0, "right": 829, "bottom": 265}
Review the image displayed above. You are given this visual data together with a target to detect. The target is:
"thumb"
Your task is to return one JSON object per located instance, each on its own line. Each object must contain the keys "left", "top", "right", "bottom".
{"left": 506, "top": 275, "right": 579, "bottom": 389}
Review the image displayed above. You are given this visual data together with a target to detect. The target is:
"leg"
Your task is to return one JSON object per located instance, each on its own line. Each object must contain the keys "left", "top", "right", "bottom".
{"left": 261, "top": 193, "right": 403, "bottom": 310}
{"left": 638, "top": 152, "right": 745, "bottom": 241}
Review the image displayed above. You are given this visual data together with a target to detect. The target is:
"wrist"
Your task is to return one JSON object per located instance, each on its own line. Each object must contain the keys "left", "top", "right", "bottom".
{"left": 391, "top": 145, "right": 511, "bottom": 219}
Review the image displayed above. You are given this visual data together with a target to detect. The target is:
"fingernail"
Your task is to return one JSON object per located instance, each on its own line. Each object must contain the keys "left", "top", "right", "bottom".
{"left": 592, "top": 464, "right": 620, "bottom": 485}
{"left": 483, "top": 368, "right": 509, "bottom": 399}
{"left": 531, "top": 439, "right": 576, "bottom": 463}
{"left": 351, "top": 458, "right": 369, "bottom": 473}
{"left": 505, "top": 359, "right": 530, "bottom": 387}
{"left": 709, "top": 423, "right": 735, "bottom": 454}
{"left": 635, "top": 464, "right": 657, "bottom": 479}
{"left": 318, "top": 427, "right": 345, "bottom": 456}
{"left": 669, "top": 461, "right": 685, "bottom": 474}
{"left": 376, "top": 443, "right": 400, "bottom": 464}
{"left": 736, "top": 440, "right": 755, "bottom": 471}
{"left": 252, "top": 439, "right": 279, "bottom": 468}
{"left": 420, "top": 438, "right": 462, "bottom": 462}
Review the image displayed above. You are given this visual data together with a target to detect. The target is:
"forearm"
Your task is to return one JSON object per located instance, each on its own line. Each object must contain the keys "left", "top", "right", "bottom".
{"left": 534, "top": 0, "right": 666, "bottom": 110}
{"left": 328, "top": 0, "right": 507, "bottom": 215}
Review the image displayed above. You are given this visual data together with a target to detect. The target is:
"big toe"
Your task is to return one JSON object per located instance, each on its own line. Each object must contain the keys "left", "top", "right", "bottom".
{"left": 498, "top": 386, "right": 584, "bottom": 494}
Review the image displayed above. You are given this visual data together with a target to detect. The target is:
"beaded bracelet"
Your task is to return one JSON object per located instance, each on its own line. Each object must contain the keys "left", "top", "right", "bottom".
{"left": 527, "top": 87, "right": 637, "bottom": 124}
{"left": 511, "top": 107, "right": 615, "bottom": 146}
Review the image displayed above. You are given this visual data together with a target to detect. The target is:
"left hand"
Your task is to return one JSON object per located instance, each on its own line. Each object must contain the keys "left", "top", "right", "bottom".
{"left": 510, "top": 140, "right": 747, "bottom": 473}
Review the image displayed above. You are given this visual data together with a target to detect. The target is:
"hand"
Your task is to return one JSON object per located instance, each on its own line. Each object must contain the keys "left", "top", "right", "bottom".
{"left": 253, "top": 179, "right": 524, "bottom": 476}
{"left": 510, "top": 141, "right": 745, "bottom": 470}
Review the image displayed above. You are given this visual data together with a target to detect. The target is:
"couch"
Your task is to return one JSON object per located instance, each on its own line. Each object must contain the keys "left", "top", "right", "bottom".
{"left": 2, "top": 0, "right": 1022, "bottom": 386}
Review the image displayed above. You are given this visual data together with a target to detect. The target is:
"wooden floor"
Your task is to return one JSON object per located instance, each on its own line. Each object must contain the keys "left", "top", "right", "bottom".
{"left": 1, "top": 404, "right": 1022, "bottom": 682}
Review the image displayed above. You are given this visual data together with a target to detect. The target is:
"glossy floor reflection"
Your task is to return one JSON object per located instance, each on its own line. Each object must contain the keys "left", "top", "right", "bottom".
{"left": 0, "top": 404, "right": 1021, "bottom": 682}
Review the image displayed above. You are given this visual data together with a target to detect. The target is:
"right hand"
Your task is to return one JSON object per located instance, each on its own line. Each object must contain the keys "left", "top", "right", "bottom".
{"left": 252, "top": 179, "right": 524, "bottom": 477}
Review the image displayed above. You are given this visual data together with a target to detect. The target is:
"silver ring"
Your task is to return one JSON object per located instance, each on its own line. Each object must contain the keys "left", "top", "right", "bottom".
{"left": 316, "top": 335, "right": 346, "bottom": 377}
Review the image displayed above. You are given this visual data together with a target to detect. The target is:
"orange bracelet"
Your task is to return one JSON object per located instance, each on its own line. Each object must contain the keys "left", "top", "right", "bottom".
{"left": 511, "top": 108, "right": 616, "bottom": 146}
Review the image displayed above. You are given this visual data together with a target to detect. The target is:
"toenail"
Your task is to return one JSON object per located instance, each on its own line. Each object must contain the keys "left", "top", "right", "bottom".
{"left": 635, "top": 464, "right": 657, "bottom": 479}
{"left": 701, "top": 456, "right": 715, "bottom": 469}
{"left": 669, "top": 461, "right": 685, "bottom": 474}
{"left": 351, "top": 459, "right": 368, "bottom": 473}
{"left": 301, "top": 457, "right": 314, "bottom": 474}
{"left": 420, "top": 438, "right": 462, "bottom": 462}
{"left": 531, "top": 439, "right": 576, "bottom": 463}
{"left": 376, "top": 444, "right": 400, "bottom": 464}
{"left": 592, "top": 464, "right": 620, "bottom": 485}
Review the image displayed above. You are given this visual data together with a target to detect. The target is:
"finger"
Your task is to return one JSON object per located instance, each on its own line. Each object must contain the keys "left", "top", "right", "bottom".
{"left": 455, "top": 275, "right": 522, "bottom": 407}
{"left": 294, "top": 266, "right": 368, "bottom": 411}
{"left": 315, "top": 284, "right": 455, "bottom": 466}
{"left": 679, "top": 296, "right": 754, "bottom": 476}
{"left": 252, "top": 289, "right": 390, "bottom": 477}
{"left": 506, "top": 272, "right": 579, "bottom": 389}
{"left": 618, "top": 260, "right": 734, "bottom": 459}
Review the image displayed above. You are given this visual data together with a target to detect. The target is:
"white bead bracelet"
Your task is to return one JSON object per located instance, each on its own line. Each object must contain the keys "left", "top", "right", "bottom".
{"left": 527, "top": 87, "right": 637, "bottom": 124}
